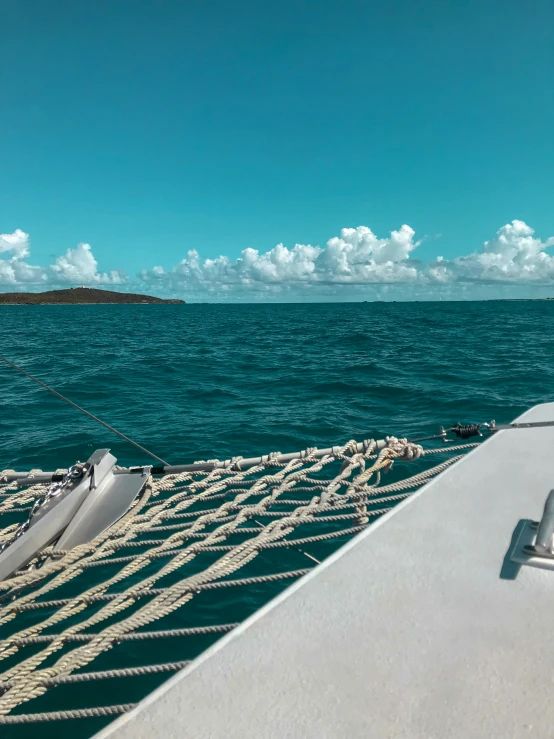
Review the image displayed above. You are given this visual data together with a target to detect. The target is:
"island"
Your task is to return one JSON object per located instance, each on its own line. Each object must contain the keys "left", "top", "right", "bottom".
{"left": 0, "top": 287, "right": 185, "bottom": 305}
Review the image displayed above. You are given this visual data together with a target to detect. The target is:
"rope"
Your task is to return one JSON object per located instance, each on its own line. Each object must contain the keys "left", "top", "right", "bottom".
{"left": 0, "top": 704, "right": 136, "bottom": 723}
{"left": 43, "top": 513, "right": 385, "bottom": 568}
{"left": 0, "top": 661, "right": 191, "bottom": 691}
{"left": 0, "top": 447, "right": 387, "bottom": 706}
{"left": 10, "top": 622, "right": 240, "bottom": 644}
{"left": 0, "top": 434, "right": 478, "bottom": 719}
{"left": 11, "top": 569, "right": 312, "bottom": 613}
{"left": 203, "top": 524, "right": 371, "bottom": 552}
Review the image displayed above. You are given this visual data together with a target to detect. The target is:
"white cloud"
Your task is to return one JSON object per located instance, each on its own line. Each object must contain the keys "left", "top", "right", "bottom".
{"left": 51, "top": 243, "right": 125, "bottom": 284}
{"left": 0, "top": 231, "right": 126, "bottom": 286}
{"left": 0, "top": 229, "right": 30, "bottom": 258}
{"left": 2, "top": 220, "right": 554, "bottom": 298}
{"left": 0, "top": 230, "right": 43, "bottom": 285}
{"left": 449, "top": 220, "right": 554, "bottom": 283}
{"left": 140, "top": 224, "right": 423, "bottom": 292}
{"left": 138, "top": 219, "right": 554, "bottom": 298}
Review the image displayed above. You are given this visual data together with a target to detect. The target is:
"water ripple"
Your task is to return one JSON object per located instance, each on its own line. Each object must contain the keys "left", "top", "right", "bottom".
{"left": 1, "top": 301, "right": 553, "bottom": 470}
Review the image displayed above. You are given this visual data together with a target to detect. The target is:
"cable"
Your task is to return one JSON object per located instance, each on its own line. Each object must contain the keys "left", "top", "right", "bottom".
{"left": 0, "top": 354, "right": 169, "bottom": 465}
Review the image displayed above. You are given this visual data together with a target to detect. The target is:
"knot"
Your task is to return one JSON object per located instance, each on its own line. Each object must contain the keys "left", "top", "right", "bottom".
{"left": 343, "top": 440, "right": 359, "bottom": 457}
{"left": 385, "top": 437, "right": 423, "bottom": 461}
{"left": 361, "top": 439, "right": 376, "bottom": 456}
{"left": 262, "top": 452, "right": 282, "bottom": 467}
{"left": 355, "top": 504, "right": 369, "bottom": 525}
{"left": 229, "top": 456, "right": 243, "bottom": 471}
{"left": 401, "top": 442, "right": 423, "bottom": 461}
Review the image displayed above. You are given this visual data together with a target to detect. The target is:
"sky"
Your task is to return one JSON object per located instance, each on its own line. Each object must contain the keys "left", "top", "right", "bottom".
{"left": 1, "top": 0, "right": 554, "bottom": 301}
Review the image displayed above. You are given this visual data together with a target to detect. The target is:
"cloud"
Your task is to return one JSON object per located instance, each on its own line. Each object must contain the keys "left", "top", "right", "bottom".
{"left": 2, "top": 220, "right": 554, "bottom": 298}
{"left": 51, "top": 243, "right": 125, "bottom": 284}
{"left": 449, "top": 220, "right": 554, "bottom": 283}
{"left": 0, "top": 231, "right": 126, "bottom": 286}
{"left": 140, "top": 224, "right": 423, "bottom": 292}
{"left": 0, "top": 229, "right": 30, "bottom": 258}
{"left": 0, "top": 230, "right": 44, "bottom": 285}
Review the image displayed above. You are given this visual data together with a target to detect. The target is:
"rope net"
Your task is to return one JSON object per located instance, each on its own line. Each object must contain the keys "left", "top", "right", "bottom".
{"left": 0, "top": 436, "right": 478, "bottom": 729}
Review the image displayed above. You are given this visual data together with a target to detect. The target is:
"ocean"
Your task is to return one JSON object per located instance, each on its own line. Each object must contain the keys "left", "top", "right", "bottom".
{"left": 2, "top": 300, "right": 553, "bottom": 472}
{"left": 1, "top": 300, "right": 553, "bottom": 736}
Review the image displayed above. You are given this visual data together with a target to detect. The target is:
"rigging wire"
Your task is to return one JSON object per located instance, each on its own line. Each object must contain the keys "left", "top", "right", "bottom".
{"left": 0, "top": 354, "right": 169, "bottom": 465}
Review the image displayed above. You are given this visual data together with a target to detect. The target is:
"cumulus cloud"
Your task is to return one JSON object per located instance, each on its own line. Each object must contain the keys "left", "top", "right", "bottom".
{"left": 51, "top": 243, "right": 125, "bottom": 284}
{"left": 0, "top": 229, "right": 30, "bottom": 258}
{"left": 0, "top": 230, "right": 43, "bottom": 285}
{"left": 0, "top": 231, "right": 126, "bottom": 286}
{"left": 450, "top": 220, "right": 554, "bottom": 283}
{"left": 140, "top": 224, "right": 423, "bottom": 292}
{"left": 3, "top": 220, "right": 554, "bottom": 298}
{"left": 138, "top": 219, "right": 554, "bottom": 298}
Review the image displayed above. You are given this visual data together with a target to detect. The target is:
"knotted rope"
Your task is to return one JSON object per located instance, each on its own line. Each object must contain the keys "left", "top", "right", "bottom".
{"left": 0, "top": 436, "right": 477, "bottom": 721}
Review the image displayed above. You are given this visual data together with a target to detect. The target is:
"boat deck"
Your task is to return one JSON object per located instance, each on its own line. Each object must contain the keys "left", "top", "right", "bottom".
{"left": 96, "top": 403, "right": 554, "bottom": 739}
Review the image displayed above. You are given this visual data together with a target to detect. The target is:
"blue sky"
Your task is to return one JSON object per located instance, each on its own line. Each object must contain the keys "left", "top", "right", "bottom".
{"left": 2, "top": 0, "right": 554, "bottom": 300}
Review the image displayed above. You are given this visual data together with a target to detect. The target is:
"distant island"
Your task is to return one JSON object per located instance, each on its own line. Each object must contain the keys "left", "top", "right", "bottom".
{"left": 0, "top": 287, "right": 185, "bottom": 305}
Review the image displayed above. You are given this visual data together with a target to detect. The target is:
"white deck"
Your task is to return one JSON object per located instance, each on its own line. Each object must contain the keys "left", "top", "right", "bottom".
{"left": 96, "top": 403, "right": 554, "bottom": 739}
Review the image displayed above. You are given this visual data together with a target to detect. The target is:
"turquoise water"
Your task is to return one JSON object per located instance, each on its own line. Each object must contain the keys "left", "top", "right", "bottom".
{"left": 2, "top": 301, "right": 553, "bottom": 472}
{"left": 1, "top": 300, "right": 553, "bottom": 736}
